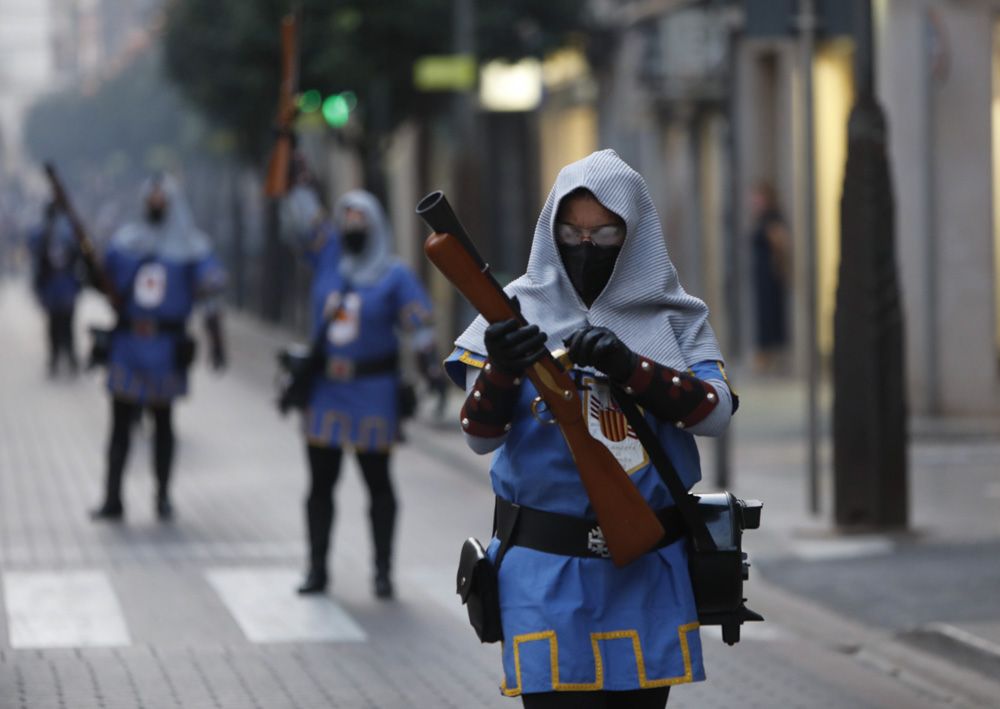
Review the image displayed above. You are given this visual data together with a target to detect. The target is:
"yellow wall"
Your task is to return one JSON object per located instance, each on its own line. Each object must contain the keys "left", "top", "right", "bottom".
{"left": 813, "top": 41, "right": 855, "bottom": 356}
{"left": 539, "top": 105, "right": 598, "bottom": 204}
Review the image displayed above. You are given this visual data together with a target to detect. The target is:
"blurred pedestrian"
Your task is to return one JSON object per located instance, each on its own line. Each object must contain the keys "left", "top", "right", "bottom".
{"left": 748, "top": 180, "right": 790, "bottom": 374}
{"left": 280, "top": 183, "right": 444, "bottom": 598}
{"left": 28, "top": 201, "right": 82, "bottom": 376}
{"left": 446, "top": 150, "right": 736, "bottom": 707}
{"left": 90, "top": 174, "right": 227, "bottom": 521}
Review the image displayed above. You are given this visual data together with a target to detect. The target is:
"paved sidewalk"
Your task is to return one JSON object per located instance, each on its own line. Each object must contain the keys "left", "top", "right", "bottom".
{"left": 720, "top": 366, "right": 1000, "bottom": 691}
{"left": 1, "top": 279, "right": 999, "bottom": 708}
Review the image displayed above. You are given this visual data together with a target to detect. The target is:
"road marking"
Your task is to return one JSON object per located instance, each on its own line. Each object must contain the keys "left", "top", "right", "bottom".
{"left": 791, "top": 536, "right": 894, "bottom": 561}
{"left": 206, "top": 567, "right": 367, "bottom": 643}
{"left": 3, "top": 570, "right": 130, "bottom": 648}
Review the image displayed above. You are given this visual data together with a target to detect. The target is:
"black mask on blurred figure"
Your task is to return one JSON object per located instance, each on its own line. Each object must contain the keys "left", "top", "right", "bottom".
{"left": 343, "top": 228, "right": 367, "bottom": 255}
{"left": 146, "top": 206, "right": 166, "bottom": 224}
{"left": 558, "top": 242, "right": 621, "bottom": 308}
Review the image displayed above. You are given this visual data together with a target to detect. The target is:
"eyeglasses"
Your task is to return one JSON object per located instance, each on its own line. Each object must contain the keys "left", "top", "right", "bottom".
{"left": 555, "top": 222, "right": 626, "bottom": 247}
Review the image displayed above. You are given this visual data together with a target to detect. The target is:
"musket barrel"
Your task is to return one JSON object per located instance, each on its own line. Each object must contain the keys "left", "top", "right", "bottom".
{"left": 416, "top": 191, "right": 486, "bottom": 269}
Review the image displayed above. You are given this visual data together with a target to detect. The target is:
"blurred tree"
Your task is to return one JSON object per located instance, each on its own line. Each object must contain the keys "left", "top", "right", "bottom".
{"left": 23, "top": 49, "right": 214, "bottom": 220}
{"left": 161, "top": 0, "right": 588, "bottom": 170}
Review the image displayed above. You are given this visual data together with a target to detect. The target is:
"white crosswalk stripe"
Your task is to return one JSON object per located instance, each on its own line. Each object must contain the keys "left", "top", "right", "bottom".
{"left": 205, "top": 566, "right": 368, "bottom": 643}
{"left": 3, "top": 570, "right": 131, "bottom": 648}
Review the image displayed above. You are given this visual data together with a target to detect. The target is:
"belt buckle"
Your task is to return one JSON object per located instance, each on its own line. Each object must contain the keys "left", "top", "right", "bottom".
{"left": 133, "top": 319, "right": 156, "bottom": 337}
{"left": 327, "top": 357, "right": 354, "bottom": 381}
{"left": 587, "top": 526, "right": 611, "bottom": 558}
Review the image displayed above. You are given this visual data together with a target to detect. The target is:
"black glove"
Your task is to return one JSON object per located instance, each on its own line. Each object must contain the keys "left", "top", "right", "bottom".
{"left": 484, "top": 319, "right": 548, "bottom": 374}
{"left": 564, "top": 326, "right": 636, "bottom": 382}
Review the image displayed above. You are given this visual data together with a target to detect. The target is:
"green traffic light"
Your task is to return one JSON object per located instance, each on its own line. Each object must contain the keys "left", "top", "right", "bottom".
{"left": 322, "top": 93, "right": 351, "bottom": 127}
{"left": 298, "top": 89, "right": 322, "bottom": 114}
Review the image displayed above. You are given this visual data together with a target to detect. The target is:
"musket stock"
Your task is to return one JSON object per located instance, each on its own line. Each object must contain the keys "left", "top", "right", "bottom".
{"left": 418, "top": 192, "right": 664, "bottom": 566}
{"left": 264, "top": 13, "right": 299, "bottom": 198}
{"left": 43, "top": 163, "right": 120, "bottom": 308}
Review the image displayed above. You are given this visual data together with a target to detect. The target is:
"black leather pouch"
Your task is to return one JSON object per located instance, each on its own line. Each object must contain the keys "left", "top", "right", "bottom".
{"left": 456, "top": 537, "right": 503, "bottom": 643}
{"left": 397, "top": 381, "right": 417, "bottom": 420}
{"left": 276, "top": 344, "right": 322, "bottom": 414}
{"left": 175, "top": 334, "right": 197, "bottom": 371}
{"left": 87, "top": 326, "right": 113, "bottom": 369}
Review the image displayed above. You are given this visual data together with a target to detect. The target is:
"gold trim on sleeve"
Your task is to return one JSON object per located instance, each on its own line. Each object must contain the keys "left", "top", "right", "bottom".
{"left": 458, "top": 350, "right": 486, "bottom": 368}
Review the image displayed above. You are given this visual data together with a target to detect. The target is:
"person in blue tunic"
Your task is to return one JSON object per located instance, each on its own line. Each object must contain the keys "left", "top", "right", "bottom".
{"left": 281, "top": 184, "right": 441, "bottom": 598}
{"left": 28, "top": 201, "right": 82, "bottom": 376}
{"left": 446, "top": 150, "right": 737, "bottom": 708}
{"left": 90, "top": 174, "right": 226, "bottom": 521}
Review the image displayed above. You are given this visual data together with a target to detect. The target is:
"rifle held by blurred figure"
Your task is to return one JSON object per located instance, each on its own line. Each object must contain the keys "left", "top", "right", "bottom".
{"left": 264, "top": 12, "right": 299, "bottom": 198}
{"left": 43, "top": 163, "right": 120, "bottom": 310}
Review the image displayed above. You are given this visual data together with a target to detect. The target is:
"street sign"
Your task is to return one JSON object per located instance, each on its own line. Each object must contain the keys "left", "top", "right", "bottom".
{"left": 413, "top": 54, "right": 477, "bottom": 92}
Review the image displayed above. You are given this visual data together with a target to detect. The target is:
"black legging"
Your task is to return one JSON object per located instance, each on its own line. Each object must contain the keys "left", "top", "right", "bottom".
{"left": 103, "top": 397, "right": 174, "bottom": 507}
{"left": 46, "top": 307, "right": 77, "bottom": 372}
{"left": 304, "top": 444, "right": 396, "bottom": 576}
{"left": 522, "top": 688, "right": 669, "bottom": 709}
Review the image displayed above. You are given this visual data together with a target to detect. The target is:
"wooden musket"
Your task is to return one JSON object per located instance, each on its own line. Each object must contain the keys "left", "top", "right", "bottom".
{"left": 43, "top": 163, "right": 120, "bottom": 309}
{"left": 416, "top": 191, "right": 664, "bottom": 567}
{"left": 263, "top": 13, "right": 299, "bottom": 198}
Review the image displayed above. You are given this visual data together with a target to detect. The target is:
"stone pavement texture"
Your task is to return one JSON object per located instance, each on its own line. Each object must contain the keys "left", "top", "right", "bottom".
{"left": 0, "top": 280, "right": 998, "bottom": 708}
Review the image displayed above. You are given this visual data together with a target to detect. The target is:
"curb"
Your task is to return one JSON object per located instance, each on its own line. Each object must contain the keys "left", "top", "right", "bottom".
{"left": 897, "top": 623, "right": 1000, "bottom": 684}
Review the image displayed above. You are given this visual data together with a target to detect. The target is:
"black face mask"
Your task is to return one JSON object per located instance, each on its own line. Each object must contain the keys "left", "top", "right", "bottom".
{"left": 558, "top": 242, "right": 621, "bottom": 307}
{"left": 146, "top": 206, "right": 166, "bottom": 224}
{"left": 343, "top": 228, "right": 367, "bottom": 255}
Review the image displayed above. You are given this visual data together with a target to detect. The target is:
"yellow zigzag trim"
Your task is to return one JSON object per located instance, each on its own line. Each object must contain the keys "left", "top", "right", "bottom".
{"left": 500, "top": 622, "right": 700, "bottom": 697}
{"left": 458, "top": 350, "right": 486, "bottom": 368}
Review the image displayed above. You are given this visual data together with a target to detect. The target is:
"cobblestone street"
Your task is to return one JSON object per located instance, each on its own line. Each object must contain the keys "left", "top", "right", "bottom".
{"left": 1, "top": 282, "right": 998, "bottom": 708}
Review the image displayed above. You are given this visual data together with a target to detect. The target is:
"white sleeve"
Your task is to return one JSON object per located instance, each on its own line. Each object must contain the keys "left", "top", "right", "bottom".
{"left": 685, "top": 377, "right": 733, "bottom": 437}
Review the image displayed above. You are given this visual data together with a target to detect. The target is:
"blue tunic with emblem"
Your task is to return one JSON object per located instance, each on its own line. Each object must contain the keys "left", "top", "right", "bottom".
{"left": 104, "top": 248, "right": 224, "bottom": 405}
{"left": 301, "top": 225, "right": 433, "bottom": 452}
{"left": 446, "top": 350, "right": 730, "bottom": 697}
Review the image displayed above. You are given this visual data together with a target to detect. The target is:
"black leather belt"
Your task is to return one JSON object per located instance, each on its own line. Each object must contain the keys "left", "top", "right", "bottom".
{"left": 118, "top": 318, "right": 186, "bottom": 337}
{"left": 494, "top": 496, "right": 686, "bottom": 561}
{"left": 325, "top": 353, "right": 399, "bottom": 381}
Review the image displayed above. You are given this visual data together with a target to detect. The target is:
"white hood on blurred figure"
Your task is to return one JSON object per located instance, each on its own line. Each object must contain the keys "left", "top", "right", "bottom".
{"left": 333, "top": 189, "right": 395, "bottom": 286}
{"left": 111, "top": 174, "right": 211, "bottom": 262}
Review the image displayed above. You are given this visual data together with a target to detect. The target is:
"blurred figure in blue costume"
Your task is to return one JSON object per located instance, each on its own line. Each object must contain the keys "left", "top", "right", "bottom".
{"left": 446, "top": 150, "right": 737, "bottom": 708}
{"left": 281, "top": 180, "right": 443, "bottom": 598}
{"left": 28, "top": 201, "right": 82, "bottom": 376}
{"left": 90, "top": 174, "right": 227, "bottom": 522}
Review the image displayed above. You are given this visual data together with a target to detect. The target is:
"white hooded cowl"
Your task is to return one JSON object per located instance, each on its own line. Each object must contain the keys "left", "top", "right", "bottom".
{"left": 333, "top": 189, "right": 396, "bottom": 287}
{"left": 455, "top": 149, "right": 722, "bottom": 370}
{"left": 110, "top": 174, "right": 212, "bottom": 262}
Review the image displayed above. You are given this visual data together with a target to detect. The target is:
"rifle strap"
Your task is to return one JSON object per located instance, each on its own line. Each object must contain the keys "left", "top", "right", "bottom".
{"left": 609, "top": 383, "right": 717, "bottom": 551}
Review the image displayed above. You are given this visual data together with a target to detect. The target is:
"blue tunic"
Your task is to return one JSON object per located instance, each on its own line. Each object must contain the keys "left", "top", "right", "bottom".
{"left": 302, "top": 230, "right": 433, "bottom": 451}
{"left": 104, "top": 247, "right": 225, "bottom": 405}
{"left": 28, "top": 223, "right": 81, "bottom": 311}
{"left": 446, "top": 350, "right": 726, "bottom": 697}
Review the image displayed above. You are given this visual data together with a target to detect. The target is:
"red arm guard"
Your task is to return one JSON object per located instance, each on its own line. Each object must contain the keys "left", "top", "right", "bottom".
{"left": 622, "top": 356, "right": 719, "bottom": 429}
{"left": 460, "top": 362, "right": 522, "bottom": 438}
